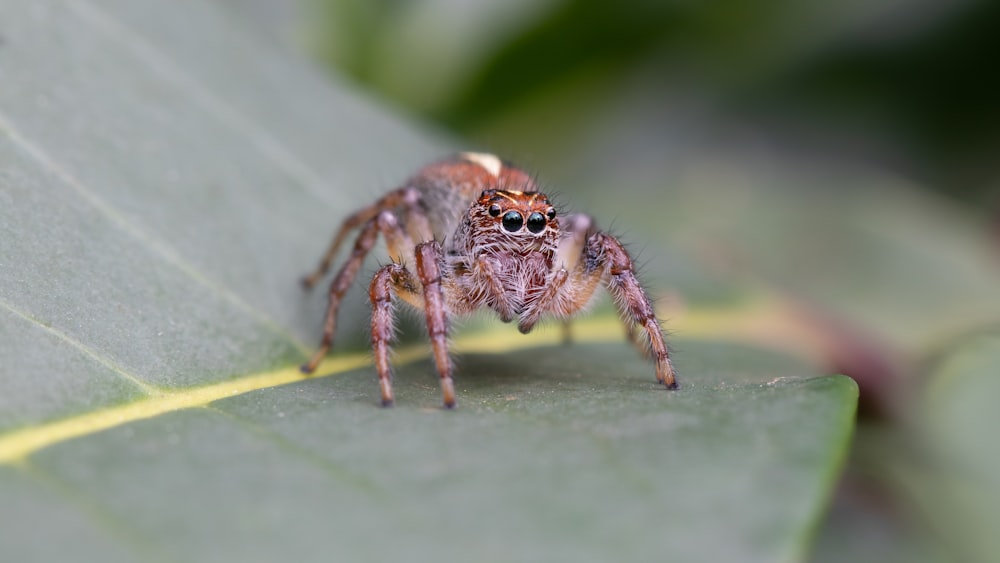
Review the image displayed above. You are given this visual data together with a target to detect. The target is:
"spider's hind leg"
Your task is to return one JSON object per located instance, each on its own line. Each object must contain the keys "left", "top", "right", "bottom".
{"left": 302, "top": 187, "right": 430, "bottom": 288}
{"left": 301, "top": 210, "right": 414, "bottom": 374}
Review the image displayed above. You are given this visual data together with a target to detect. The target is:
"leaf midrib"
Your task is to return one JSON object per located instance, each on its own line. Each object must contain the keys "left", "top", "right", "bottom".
{"left": 0, "top": 303, "right": 797, "bottom": 464}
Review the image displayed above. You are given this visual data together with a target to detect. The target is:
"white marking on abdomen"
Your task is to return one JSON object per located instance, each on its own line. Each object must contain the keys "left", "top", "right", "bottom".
{"left": 459, "top": 152, "right": 502, "bottom": 177}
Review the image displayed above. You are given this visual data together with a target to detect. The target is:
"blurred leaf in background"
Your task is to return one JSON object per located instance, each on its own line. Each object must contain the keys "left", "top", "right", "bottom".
{"left": 312, "top": 0, "right": 1000, "bottom": 206}
{"left": 307, "top": 0, "right": 1000, "bottom": 560}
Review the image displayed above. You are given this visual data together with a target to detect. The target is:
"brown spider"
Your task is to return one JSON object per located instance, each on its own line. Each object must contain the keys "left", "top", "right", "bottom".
{"left": 300, "top": 152, "right": 677, "bottom": 408}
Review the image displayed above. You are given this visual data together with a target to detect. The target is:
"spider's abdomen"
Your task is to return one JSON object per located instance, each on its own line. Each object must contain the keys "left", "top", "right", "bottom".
{"left": 406, "top": 153, "right": 539, "bottom": 242}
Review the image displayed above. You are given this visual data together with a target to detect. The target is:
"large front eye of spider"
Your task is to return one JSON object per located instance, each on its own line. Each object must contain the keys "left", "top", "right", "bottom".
{"left": 502, "top": 210, "right": 523, "bottom": 232}
{"left": 526, "top": 212, "right": 547, "bottom": 233}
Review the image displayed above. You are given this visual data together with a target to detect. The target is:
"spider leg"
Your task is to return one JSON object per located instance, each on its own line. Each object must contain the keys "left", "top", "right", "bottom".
{"left": 369, "top": 263, "right": 421, "bottom": 407}
{"left": 415, "top": 241, "right": 456, "bottom": 409}
{"left": 592, "top": 232, "right": 678, "bottom": 388}
{"left": 520, "top": 216, "right": 678, "bottom": 388}
{"left": 302, "top": 187, "right": 428, "bottom": 288}
{"left": 301, "top": 210, "right": 414, "bottom": 373}
{"left": 625, "top": 324, "right": 655, "bottom": 359}
{"left": 470, "top": 257, "right": 516, "bottom": 322}
{"left": 518, "top": 268, "right": 570, "bottom": 333}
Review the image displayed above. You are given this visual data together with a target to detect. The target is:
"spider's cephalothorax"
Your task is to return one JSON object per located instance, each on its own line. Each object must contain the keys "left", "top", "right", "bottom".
{"left": 301, "top": 152, "right": 678, "bottom": 408}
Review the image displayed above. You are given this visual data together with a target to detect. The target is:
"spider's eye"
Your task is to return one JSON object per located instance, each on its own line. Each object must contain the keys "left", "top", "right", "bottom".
{"left": 546, "top": 208, "right": 556, "bottom": 220}
{"left": 502, "top": 211, "right": 523, "bottom": 232}
{"left": 488, "top": 203, "right": 502, "bottom": 217}
{"left": 526, "top": 212, "right": 547, "bottom": 234}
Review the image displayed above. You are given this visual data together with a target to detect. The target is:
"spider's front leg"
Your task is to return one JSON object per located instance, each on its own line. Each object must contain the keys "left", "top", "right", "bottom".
{"left": 369, "top": 263, "right": 421, "bottom": 407}
{"left": 520, "top": 216, "right": 678, "bottom": 389}
{"left": 369, "top": 241, "right": 455, "bottom": 408}
{"left": 593, "top": 232, "right": 678, "bottom": 389}
{"left": 415, "top": 240, "right": 456, "bottom": 408}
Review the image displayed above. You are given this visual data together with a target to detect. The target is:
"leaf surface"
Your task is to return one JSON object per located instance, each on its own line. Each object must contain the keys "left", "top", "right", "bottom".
{"left": 0, "top": 1, "right": 857, "bottom": 561}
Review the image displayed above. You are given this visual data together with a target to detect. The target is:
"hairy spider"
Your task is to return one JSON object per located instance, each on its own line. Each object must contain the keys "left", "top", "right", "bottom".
{"left": 300, "top": 152, "right": 677, "bottom": 408}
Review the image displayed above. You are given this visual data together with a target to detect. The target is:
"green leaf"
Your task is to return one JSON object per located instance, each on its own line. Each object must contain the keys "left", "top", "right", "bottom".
{"left": 887, "top": 334, "right": 1000, "bottom": 562}
{"left": 4, "top": 339, "right": 857, "bottom": 563}
{"left": 806, "top": 333, "right": 1000, "bottom": 563}
{"left": 0, "top": 1, "right": 857, "bottom": 561}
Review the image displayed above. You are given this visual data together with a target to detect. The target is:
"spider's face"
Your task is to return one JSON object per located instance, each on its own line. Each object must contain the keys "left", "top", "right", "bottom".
{"left": 475, "top": 189, "right": 558, "bottom": 241}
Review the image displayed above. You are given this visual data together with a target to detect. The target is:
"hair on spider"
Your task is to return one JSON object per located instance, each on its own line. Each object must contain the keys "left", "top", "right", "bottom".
{"left": 300, "top": 152, "right": 679, "bottom": 408}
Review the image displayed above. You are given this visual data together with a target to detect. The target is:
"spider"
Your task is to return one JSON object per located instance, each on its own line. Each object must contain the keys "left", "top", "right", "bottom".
{"left": 300, "top": 152, "right": 678, "bottom": 408}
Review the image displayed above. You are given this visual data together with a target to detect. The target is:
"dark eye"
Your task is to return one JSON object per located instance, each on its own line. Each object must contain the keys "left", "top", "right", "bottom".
{"left": 488, "top": 203, "right": 502, "bottom": 217}
{"left": 546, "top": 208, "right": 556, "bottom": 220}
{"left": 502, "top": 211, "right": 523, "bottom": 232}
{"left": 526, "top": 212, "right": 546, "bottom": 234}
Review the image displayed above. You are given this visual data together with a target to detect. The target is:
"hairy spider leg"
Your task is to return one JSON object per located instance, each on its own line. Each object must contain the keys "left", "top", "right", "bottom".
{"left": 368, "top": 263, "right": 421, "bottom": 407}
{"left": 516, "top": 214, "right": 678, "bottom": 389}
{"left": 415, "top": 241, "right": 456, "bottom": 408}
{"left": 625, "top": 324, "right": 656, "bottom": 359}
{"left": 301, "top": 210, "right": 414, "bottom": 374}
{"left": 302, "top": 187, "right": 430, "bottom": 288}
{"left": 369, "top": 241, "right": 456, "bottom": 409}
{"left": 461, "top": 256, "right": 517, "bottom": 322}
{"left": 596, "top": 232, "right": 678, "bottom": 388}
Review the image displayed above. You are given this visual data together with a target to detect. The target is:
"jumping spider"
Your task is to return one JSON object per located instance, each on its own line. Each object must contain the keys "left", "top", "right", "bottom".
{"left": 301, "top": 152, "right": 677, "bottom": 408}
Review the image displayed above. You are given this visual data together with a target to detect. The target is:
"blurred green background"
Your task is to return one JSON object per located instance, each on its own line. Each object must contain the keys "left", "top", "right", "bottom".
{"left": 245, "top": 0, "right": 1000, "bottom": 560}
{"left": 307, "top": 0, "right": 1000, "bottom": 208}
